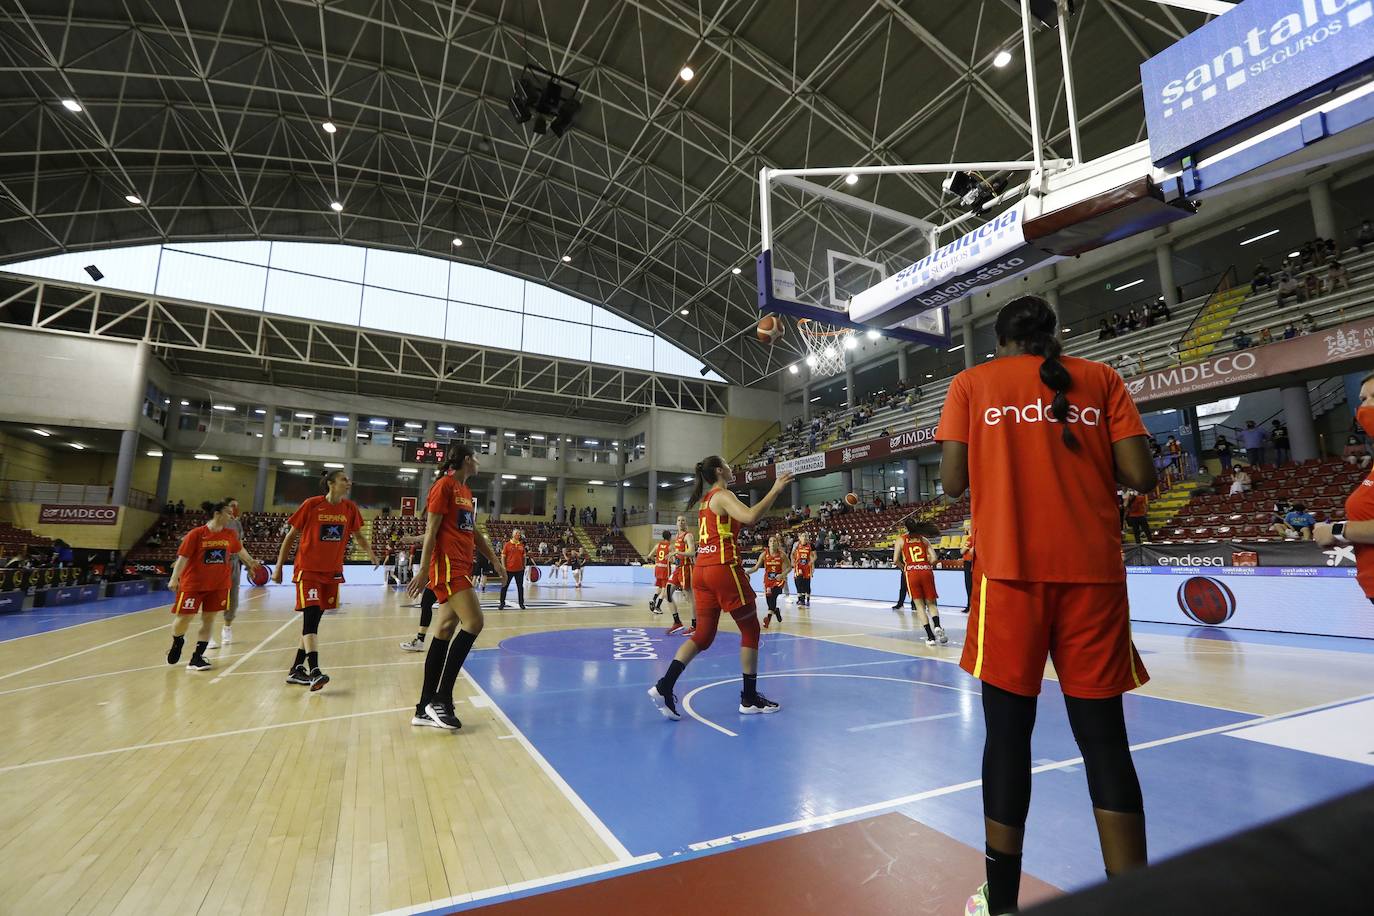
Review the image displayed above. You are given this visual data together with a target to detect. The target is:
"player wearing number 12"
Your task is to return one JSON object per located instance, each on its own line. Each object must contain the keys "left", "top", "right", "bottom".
{"left": 648, "top": 456, "right": 795, "bottom": 720}
{"left": 166, "top": 499, "right": 264, "bottom": 672}
{"left": 273, "top": 470, "right": 374, "bottom": 691}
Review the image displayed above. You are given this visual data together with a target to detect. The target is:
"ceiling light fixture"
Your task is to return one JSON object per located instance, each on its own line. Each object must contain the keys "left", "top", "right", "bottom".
{"left": 329, "top": 201, "right": 343, "bottom": 212}
{"left": 561, "top": 254, "right": 571, "bottom": 262}
{"left": 452, "top": 237, "right": 463, "bottom": 247}
{"left": 589, "top": 479, "right": 604, "bottom": 485}
{"left": 282, "top": 460, "right": 305, "bottom": 466}
{"left": 993, "top": 49, "right": 1013, "bottom": 68}
{"left": 398, "top": 468, "right": 417, "bottom": 474}
{"left": 844, "top": 173, "right": 858, "bottom": 185}
{"left": 865, "top": 329, "right": 880, "bottom": 340}
{"left": 294, "top": 412, "right": 314, "bottom": 419}
{"left": 194, "top": 453, "right": 219, "bottom": 460}
{"left": 842, "top": 336, "right": 858, "bottom": 350}
{"left": 1239, "top": 228, "right": 1279, "bottom": 246}
{"left": 68, "top": 442, "right": 85, "bottom": 450}
{"left": 469, "top": 428, "right": 486, "bottom": 434}
{"left": 369, "top": 419, "right": 388, "bottom": 426}
{"left": 323, "top": 462, "right": 345, "bottom": 469}
{"left": 146, "top": 450, "right": 163, "bottom": 457}
{"left": 732, "top": 266, "right": 742, "bottom": 274}
{"left": 124, "top": 194, "right": 143, "bottom": 205}
{"left": 322, "top": 120, "right": 338, "bottom": 134}
{"left": 532, "top": 476, "right": 548, "bottom": 482}
{"left": 333, "top": 415, "right": 349, "bottom": 423}
{"left": 501, "top": 474, "right": 517, "bottom": 480}
{"left": 437, "top": 424, "right": 455, "bottom": 432}
{"left": 948, "top": 344, "right": 964, "bottom": 352}
{"left": 403, "top": 421, "right": 423, "bottom": 429}
{"left": 254, "top": 408, "right": 266, "bottom": 415}
{"left": 213, "top": 404, "right": 236, "bottom": 411}
{"left": 788, "top": 364, "right": 799, "bottom": 374}
{"left": 61, "top": 98, "right": 82, "bottom": 112}
{"left": 1288, "top": 250, "right": 1301, "bottom": 258}
{"left": 32, "top": 428, "right": 51, "bottom": 437}
{"left": 679, "top": 65, "right": 695, "bottom": 81}
{"left": 679, "top": 309, "right": 689, "bottom": 316}
{"left": 1114, "top": 278, "right": 1145, "bottom": 291}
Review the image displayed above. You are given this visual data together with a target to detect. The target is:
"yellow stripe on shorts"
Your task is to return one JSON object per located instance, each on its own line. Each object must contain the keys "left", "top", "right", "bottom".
{"left": 972, "top": 574, "right": 989, "bottom": 678}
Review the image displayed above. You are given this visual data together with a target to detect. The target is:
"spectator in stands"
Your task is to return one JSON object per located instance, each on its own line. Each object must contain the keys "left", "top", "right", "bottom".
{"left": 175, "top": 499, "right": 185, "bottom": 515}
{"left": 1283, "top": 322, "right": 1298, "bottom": 340}
{"left": 871, "top": 495, "right": 883, "bottom": 513}
{"left": 1214, "top": 434, "right": 1235, "bottom": 472}
{"left": 1323, "top": 238, "right": 1337, "bottom": 262}
{"left": 1271, "top": 420, "right": 1291, "bottom": 465}
{"left": 1356, "top": 219, "right": 1373, "bottom": 253}
{"left": 1258, "top": 327, "right": 1273, "bottom": 345}
{"left": 1268, "top": 501, "right": 1296, "bottom": 538}
{"left": 1327, "top": 259, "right": 1351, "bottom": 294}
{"left": 1097, "top": 319, "right": 1116, "bottom": 341}
{"left": 1251, "top": 263, "right": 1274, "bottom": 292}
{"left": 1124, "top": 490, "right": 1149, "bottom": 543}
{"left": 1275, "top": 272, "right": 1304, "bottom": 307}
{"left": 1303, "top": 271, "right": 1321, "bottom": 300}
{"left": 1232, "top": 328, "right": 1253, "bottom": 350}
{"left": 1240, "top": 420, "right": 1268, "bottom": 466}
{"left": 1229, "top": 467, "right": 1252, "bottom": 496}
{"left": 1343, "top": 435, "right": 1372, "bottom": 468}
{"left": 1125, "top": 307, "right": 1141, "bottom": 331}
{"left": 1165, "top": 435, "right": 1183, "bottom": 472}
{"left": 1285, "top": 503, "right": 1316, "bottom": 541}
{"left": 1298, "top": 241, "right": 1315, "bottom": 268}
{"left": 1151, "top": 297, "right": 1171, "bottom": 323}
{"left": 1299, "top": 313, "right": 1316, "bottom": 335}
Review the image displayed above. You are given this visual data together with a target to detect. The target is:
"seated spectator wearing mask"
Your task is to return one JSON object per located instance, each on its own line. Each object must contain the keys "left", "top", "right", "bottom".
{"left": 1229, "top": 468, "right": 1251, "bottom": 497}
{"left": 1344, "top": 436, "right": 1372, "bottom": 468}
{"left": 1284, "top": 504, "right": 1317, "bottom": 541}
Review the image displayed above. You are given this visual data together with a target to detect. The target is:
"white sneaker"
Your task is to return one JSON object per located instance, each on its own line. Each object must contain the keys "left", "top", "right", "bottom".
{"left": 221, "top": 626, "right": 232, "bottom": 645}
{"left": 925, "top": 636, "right": 938, "bottom": 647}
{"left": 936, "top": 626, "right": 948, "bottom": 646}
{"left": 399, "top": 637, "right": 425, "bottom": 652}
{"left": 207, "top": 637, "right": 220, "bottom": 650}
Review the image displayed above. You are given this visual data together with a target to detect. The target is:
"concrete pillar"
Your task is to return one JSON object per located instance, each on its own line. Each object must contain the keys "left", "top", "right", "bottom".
{"left": 962, "top": 318, "right": 976, "bottom": 370}
{"left": 490, "top": 476, "right": 504, "bottom": 518}
{"left": 748, "top": 487, "right": 760, "bottom": 505}
{"left": 155, "top": 449, "right": 174, "bottom": 506}
{"left": 614, "top": 474, "right": 624, "bottom": 523}
{"left": 896, "top": 348, "right": 909, "bottom": 385}
{"left": 647, "top": 469, "right": 658, "bottom": 520}
{"left": 1282, "top": 385, "right": 1319, "bottom": 462}
{"left": 345, "top": 415, "right": 358, "bottom": 479}
{"left": 1044, "top": 287, "right": 1060, "bottom": 312}
{"left": 903, "top": 458, "right": 919, "bottom": 502}
{"left": 164, "top": 398, "right": 182, "bottom": 436}
{"left": 1181, "top": 405, "right": 1204, "bottom": 470}
{"left": 802, "top": 381, "right": 812, "bottom": 421}
{"left": 556, "top": 476, "right": 567, "bottom": 523}
{"left": 1156, "top": 242, "right": 1178, "bottom": 307}
{"left": 1310, "top": 179, "right": 1337, "bottom": 242}
{"left": 841, "top": 468, "right": 854, "bottom": 495}
{"left": 254, "top": 404, "right": 275, "bottom": 513}
{"left": 111, "top": 428, "right": 139, "bottom": 507}
{"left": 790, "top": 478, "right": 801, "bottom": 508}
{"left": 845, "top": 366, "right": 856, "bottom": 408}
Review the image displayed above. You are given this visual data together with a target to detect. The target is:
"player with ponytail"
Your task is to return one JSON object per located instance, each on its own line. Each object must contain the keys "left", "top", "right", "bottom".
{"left": 648, "top": 457, "right": 794, "bottom": 720}
{"left": 937, "top": 295, "right": 1158, "bottom": 916}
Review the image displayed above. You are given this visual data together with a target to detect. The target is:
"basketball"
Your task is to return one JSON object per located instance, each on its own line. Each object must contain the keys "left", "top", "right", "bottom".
{"left": 756, "top": 314, "right": 785, "bottom": 344}
{"left": 844, "top": 492, "right": 859, "bottom": 506}
{"left": 528, "top": 565, "right": 541, "bottom": 583}
{"left": 1176, "top": 576, "right": 1236, "bottom": 625}
{"left": 249, "top": 564, "right": 270, "bottom": 587}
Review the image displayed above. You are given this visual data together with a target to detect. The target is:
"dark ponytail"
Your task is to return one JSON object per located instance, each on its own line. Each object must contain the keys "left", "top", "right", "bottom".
{"left": 439, "top": 444, "right": 476, "bottom": 477}
{"left": 687, "top": 455, "right": 727, "bottom": 508}
{"left": 995, "top": 295, "right": 1077, "bottom": 447}
{"left": 200, "top": 499, "right": 228, "bottom": 517}
{"left": 319, "top": 470, "right": 345, "bottom": 493}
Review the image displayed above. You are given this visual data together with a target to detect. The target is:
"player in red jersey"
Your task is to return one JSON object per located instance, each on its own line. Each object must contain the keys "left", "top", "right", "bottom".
{"left": 1316, "top": 372, "right": 1374, "bottom": 598}
{"left": 891, "top": 518, "right": 946, "bottom": 646}
{"left": 406, "top": 446, "right": 503, "bottom": 731}
{"left": 938, "top": 296, "right": 1156, "bottom": 916}
{"left": 166, "top": 500, "right": 264, "bottom": 672}
{"left": 649, "top": 531, "right": 672, "bottom": 618}
{"left": 665, "top": 515, "right": 697, "bottom": 635}
{"left": 748, "top": 534, "right": 789, "bottom": 628}
{"left": 498, "top": 529, "right": 527, "bottom": 609}
{"left": 647, "top": 456, "right": 794, "bottom": 720}
{"left": 790, "top": 532, "right": 814, "bottom": 607}
{"left": 272, "top": 470, "right": 374, "bottom": 691}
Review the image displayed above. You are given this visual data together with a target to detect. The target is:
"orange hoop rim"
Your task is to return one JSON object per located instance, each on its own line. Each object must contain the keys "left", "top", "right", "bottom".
{"left": 796, "top": 317, "right": 851, "bottom": 338}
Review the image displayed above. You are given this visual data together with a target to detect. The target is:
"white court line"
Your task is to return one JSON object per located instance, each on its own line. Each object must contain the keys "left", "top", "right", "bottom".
{"left": 687, "top": 689, "right": 1374, "bottom": 852}
{"left": 224, "top": 659, "right": 424, "bottom": 677}
{"left": 461, "top": 670, "right": 639, "bottom": 863}
{"left": 0, "top": 622, "right": 170, "bottom": 681}
{"left": 0, "top": 706, "right": 414, "bottom": 774}
{"left": 369, "top": 853, "right": 662, "bottom": 916}
{"left": 211, "top": 614, "right": 297, "bottom": 683}
{"left": 681, "top": 672, "right": 979, "bottom": 738}
{"left": 847, "top": 711, "right": 963, "bottom": 732}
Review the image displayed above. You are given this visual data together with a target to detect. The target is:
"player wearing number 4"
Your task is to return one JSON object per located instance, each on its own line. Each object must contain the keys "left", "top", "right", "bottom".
{"left": 166, "top": 500, "right": 264, "bottom": 672}
{"left": 273, "top": 470, "right": 376, "bottom": 691}
{"left": 648, "top": 457, "right": 795, "bottom": 720}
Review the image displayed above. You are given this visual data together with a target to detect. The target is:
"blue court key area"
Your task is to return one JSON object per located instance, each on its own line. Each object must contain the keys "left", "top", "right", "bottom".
{"left": 465, "top": 626, "right": 1371, "bottom": 891}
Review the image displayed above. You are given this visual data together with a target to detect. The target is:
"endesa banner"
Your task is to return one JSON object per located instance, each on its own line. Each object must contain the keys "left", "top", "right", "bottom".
{"left": 1141, "top": 0, "right": 1374, "bottom": 165}
{"left": 850, "top": 200, "right": 1061, "bottom": 326}
{"left": 38, "top": 504, "right": 119, "bottom": 525}
{"left": 742, "top": 423, "right": 940, "bottom": 484}
{"left": 1124, "top": 316, "right": 1374, "bottom": 407}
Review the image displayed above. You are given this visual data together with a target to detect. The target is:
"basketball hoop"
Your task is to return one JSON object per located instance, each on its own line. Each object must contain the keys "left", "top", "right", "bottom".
{"left": 797, "top": 318, "right": 853, "bottom": 377}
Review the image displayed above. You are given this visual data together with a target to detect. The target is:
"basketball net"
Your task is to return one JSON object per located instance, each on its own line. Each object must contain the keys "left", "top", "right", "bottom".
{"left": 797, "top": 317, "right": 851, "bottom": 377}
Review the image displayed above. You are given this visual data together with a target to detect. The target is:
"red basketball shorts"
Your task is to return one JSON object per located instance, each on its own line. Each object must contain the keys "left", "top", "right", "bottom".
{"left": 960, "top": 574, "right": 1148, "bottom": 699}
{"left": 172, "top": 589, "right": 229, "bottom": 615}
{"left": 293, "top": 570, "right": 342, "bottom": 611}
{"left": 693, "top": 563, "right": 755, "bottom": 614}
{"left": 654, "top": 567, "right": 669, "bottom": 588}
{"left": 428, "top": 556, "right": 473, "bottom": 604}
{"left": 904, "top": 568, "right": 937, "bottom": 602}
{"left": 669, "top": 564, "right": 693, "bottom": 589}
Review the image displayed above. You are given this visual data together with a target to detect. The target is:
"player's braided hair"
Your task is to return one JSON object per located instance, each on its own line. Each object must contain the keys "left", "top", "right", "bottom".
{"left": 995, "top": 295, "right": 1077, "bottom": 448}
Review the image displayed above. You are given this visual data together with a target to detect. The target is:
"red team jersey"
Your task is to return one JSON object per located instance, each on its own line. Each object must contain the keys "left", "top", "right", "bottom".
{"left": 427, "top": 475, "right": 476, "bottom": 570}
{"left": 176, "top": 525, "right": 242, "bottom": 592}
{"left": 763, "top": 552, "right": 786, "bottom": 589}
{"left": 1345, "top": 471, "right": 1374, "bottom": 597}
{"left": 654, "top": 541, "right": 672, "bottom": 568}
{"left": 693, "top": 487, "right": 753, "bottom": 613}
{"left": 695, "top": 488, "right": 740, "bottom": 567}
{"left": 899, "top": 536, "right": 934, "bottom": 569}
{"left": 791, "top": 545, "right": 813, "bottom": 577}
{"left": 669, "top": 532, "right": 693, "bottom": 588}
{"left": 288, "top": 496, "right": 363, "bottom": 573}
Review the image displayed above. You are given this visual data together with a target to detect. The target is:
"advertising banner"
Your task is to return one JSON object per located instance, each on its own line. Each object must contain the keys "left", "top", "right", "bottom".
{"left": 1126, "top": 539, "right": 1347, "bottom": 568}
{"left": 1141, "top": 0, "right": 1374, "bottom": 165}
{"left": 743, "top": 424, "right": 941, "bottom": 485}
{"left": 37, "top": 504, "right": 119, "bottom": 525}
{"left": 109, "top": 579, "right": 150, "bottom": 598}
{"left": 776, "top": 452, "right": 827, "bottom": 477}
{"left": 0, "top": 591, "right": 21, "bottom": 613}
{"left": 1123, "top": 316, "right": 1374, "bottom": 406}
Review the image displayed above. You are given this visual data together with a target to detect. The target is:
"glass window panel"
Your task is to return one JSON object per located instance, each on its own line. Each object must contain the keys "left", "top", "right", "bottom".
{"left": 363, "top": 248, "right": 447, "bottom": 298}
{"left": 267, "top": 241, "right": 366, "bottom": 284}
{"left": 165, "top": 240, "right": 272, "bottom": 265}
{"left": 523, "top": 315, "right": 591, "bottom": 361}
{"left": 654, "top": 338, "right": 723, "bottom": 380}
{"left": 523, "top": 284, "right": 592, "bottom": 322}
{"left": 591, "top": 327, "right": 653, "bottom": 371}
{"left": 445, "top": 300, "right": 523, "bottom": 349}
{"left": 156, "top": 249, "right": 267, "bottom": 311}
{"left": 591, "top": 305, "right": 642, "bottom": 332}
{"left": 4, "top": 245, "right": 162, "bottom": 293}
{"left": 263, "top": 270, "right": 362, "bottom": 324}
{"left": 449, "top": 262, "right": 523, "bottom": 309}
{"left": 361, "top": 286, "right": 445, "bottom": 337}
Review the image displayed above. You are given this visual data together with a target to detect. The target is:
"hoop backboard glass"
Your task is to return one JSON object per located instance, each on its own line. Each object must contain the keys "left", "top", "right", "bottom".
{"left": 757, "top": 174, "right": 950, "bottom": 347}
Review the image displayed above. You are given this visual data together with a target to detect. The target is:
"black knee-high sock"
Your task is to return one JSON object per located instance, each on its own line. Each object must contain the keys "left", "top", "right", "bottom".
{"left": 293, "top": 647, "right": 307, "bottom": 669}
{"left": 436, "top": 630, "right": 478, "bottom": 705}
{"left": 420, "top": 637, "right": 449, "bottom": 707}
{"left": 742, "top": 673, "right": 758, "bottom": 702}
{"left": 932, "top": 614, "right": 942, "bottom": 629}
{"left": 306, "top": 651, "right": 319, "bottom": 670}
{"left": 658, "top": 658, "right": 686, "bottom": 694}
{"left": 985, "top": 845, "right": 1023, "bottom": 913}
{"left": 923, "top": 623, "right": 935, "bottom": 639}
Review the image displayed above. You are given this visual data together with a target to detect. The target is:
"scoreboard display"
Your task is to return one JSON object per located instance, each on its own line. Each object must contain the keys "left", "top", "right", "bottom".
{"left": 403, "top": 440, "right": 449, "bottom": 464}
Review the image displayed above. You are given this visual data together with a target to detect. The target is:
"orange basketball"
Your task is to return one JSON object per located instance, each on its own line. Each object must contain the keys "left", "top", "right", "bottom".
{"left": 756, "top": 314, "right": 785, "bottom": 345}
{"left": 844, "top": 492, "right": 859, "bottom": 506}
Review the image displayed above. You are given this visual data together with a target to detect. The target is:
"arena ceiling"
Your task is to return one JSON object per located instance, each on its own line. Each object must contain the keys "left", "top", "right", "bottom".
{"left": 0, "top": 0, "right": 1209, "bottom": 386}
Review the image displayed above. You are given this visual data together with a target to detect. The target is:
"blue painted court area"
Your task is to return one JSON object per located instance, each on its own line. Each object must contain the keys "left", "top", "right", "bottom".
{"left": 0, "top": 591, "right": 171, "bottom": 641}
{"left": 464, "top": 625, "right": 1374, "bottom": 892}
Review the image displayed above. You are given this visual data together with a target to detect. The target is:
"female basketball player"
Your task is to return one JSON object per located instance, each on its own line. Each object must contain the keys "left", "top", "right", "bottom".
{"left": 665, "top": 515, "right": 697, "bottom": 635}
{"left": 208, "top": 495, "right": 242, "bottom": 649}
{"left": 651, "top": 530, "right": 673, "bottom": 620}
{"left": 499, "top": 529, "right": 527, "bottom": 609}
{"left": 272, "top": 470, "right": 374, "bottom": 691}
{"left": 748, "top": 534, "right": 788, "bottom": 628}
{"left": 166, "top": 500, "right": 264, "bottom": 671}
{"left": 937, "top": 295, "right": 1156, "bottom": 916}
{"left": 1315, "top": 371, "right": 1374, "bottom": 600}
{"left": 891, "top": 518, "right": 945, "bottom": 646}
{"left": 647, "top": 458, "right": 794, "bottom": 720}
{"left": 406, "top": 446, "right": 503, "bottom": 730}
{"left": 396, "top": 534, "right": 436, "bottom": 651}
{"left": 571, "top": 546, "right": 586, "bottom": 588}
{"left": 790, "top": 532, "right": 814, "bottom": 607}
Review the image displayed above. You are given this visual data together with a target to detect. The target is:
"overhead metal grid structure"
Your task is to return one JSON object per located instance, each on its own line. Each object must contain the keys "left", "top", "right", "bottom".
{"left": 0, "top": 0, "right": 1209, "bottom": 386}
